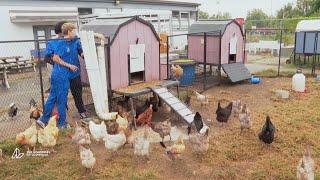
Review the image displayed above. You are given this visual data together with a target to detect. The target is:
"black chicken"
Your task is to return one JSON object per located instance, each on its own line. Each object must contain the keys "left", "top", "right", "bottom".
{"left": 150, "top": 92, "right": 159, "bottom": 112}
{"left": 259, "top": 116, "right": 275, "bottom": 144}
{"left": 216, "top": 101, "right": 233, "bottom": 125}
{"left": 188, "top": 112, "right": 203, "bottom": 134}
{"left": 8, "top": 103, "right": 18, "bottom": 120}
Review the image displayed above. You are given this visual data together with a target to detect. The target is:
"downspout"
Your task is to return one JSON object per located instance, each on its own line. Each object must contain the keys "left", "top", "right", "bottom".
{"left": 80, "top": 31, "right": 118, "bottom": 120}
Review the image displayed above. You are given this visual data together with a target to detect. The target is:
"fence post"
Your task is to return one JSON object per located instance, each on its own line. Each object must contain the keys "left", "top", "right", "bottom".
{"left": 278, "top": 29, "right": 283, "bottom": 77}
{"left": 218, "top": 30, "right": 222, "bottom": 85}
{"left": 166, "top": 36, "right": 169, "bottom": 80}
{"left": 36, "top": 40, "right": 45, "bottom": 110}
{"left": 203, "top": 32, "right": 207, "bottom": 91}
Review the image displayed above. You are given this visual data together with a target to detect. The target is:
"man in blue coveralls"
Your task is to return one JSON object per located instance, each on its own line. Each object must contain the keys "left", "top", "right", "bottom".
{"left": 37, "top": 23, "right": 81, "bottom": 128}
{"left": 44, "top": 21, "right": 88, "bottom": 119}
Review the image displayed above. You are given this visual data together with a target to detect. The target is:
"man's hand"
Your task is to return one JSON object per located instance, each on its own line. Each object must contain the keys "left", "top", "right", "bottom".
{"left": 68, "top": 64, "right": 78, "bottom": 72}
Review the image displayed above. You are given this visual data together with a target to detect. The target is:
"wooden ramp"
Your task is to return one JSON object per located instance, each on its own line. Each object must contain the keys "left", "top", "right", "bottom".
{"left": 222, "top": 63, "right": 251, "bottom": 83}
{"left": 151, "top": 87, "right": 194, "bottom": 125}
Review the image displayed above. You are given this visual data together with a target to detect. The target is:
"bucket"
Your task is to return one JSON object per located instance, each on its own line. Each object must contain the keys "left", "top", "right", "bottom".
{"left": 250, "top": 76, "right": 261, "bottom": 84}
{"left": 172, "top": 59, "right": 196, "bottom": 86}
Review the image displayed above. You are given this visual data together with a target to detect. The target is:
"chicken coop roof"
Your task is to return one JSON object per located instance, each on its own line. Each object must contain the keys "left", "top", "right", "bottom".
{"left": 296, "top": 20, "right": 320, "bottom": 32}
{"left": 188, "top": 19, "right": 242, "bottom": 36}
{"left": 81, "top": 16, "right": 160, "bottom": 45}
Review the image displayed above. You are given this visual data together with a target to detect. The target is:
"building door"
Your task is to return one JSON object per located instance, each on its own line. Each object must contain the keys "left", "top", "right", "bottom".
{"left": 33, "top": 25, "right": 55, "bottom": 49}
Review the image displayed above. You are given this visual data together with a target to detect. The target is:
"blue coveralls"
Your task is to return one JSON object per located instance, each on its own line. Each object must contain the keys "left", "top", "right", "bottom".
{"left": 39, "top": 38, "right": 81, "bottom": 128}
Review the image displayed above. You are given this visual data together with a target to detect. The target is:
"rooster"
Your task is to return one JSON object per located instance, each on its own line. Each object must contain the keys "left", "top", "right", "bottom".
{"left": 216, "top": 101, "right": 233, "bottom": 125}
{"left": 29, "top": 98, "right": 42, "bottom": 120}
{"left": 171, "top": 64, "right": 183, "bottom": 80}
{"left": 258, "top": 116, "right": 275, "bottom": 144}
{"left": 8, "top": 103, "right": 18, "bottom": 120}
{"left": 16, "top": 122, "right": 38, "bottom": 152}
{"left": 136, "top": 104, "right": 153, "bottom": 127}
{"left": 297, "top": 146, "right": 314, "bottom": 180}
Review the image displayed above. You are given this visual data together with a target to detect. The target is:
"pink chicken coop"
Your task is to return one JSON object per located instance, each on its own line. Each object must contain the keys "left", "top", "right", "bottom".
{"left": 188, "top": 20, "right": 251, "bottom": 83}
{"left": 80, "top": 16, "right": 162, "bottom": 91}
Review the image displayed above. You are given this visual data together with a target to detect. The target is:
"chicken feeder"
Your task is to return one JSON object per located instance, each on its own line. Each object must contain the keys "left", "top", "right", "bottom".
{"left": 172, "top": 59, "right": 196, "bottom": 86}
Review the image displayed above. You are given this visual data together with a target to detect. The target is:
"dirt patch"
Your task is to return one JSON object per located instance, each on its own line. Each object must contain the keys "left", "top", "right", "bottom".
{"left": 1, "top": 77, "right": 320, "bottom": 179}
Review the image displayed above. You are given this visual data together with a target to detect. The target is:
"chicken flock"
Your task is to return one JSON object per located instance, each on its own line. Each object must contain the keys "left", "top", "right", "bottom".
{"left": 10, "top": 90, "right": 314, "bottom": 179}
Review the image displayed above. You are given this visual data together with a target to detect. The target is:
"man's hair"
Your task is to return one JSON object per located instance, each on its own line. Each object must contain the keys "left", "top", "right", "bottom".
{"left": 54, "top": 21, "right": 67, "bottom": 34}
{"left": 61, "top": 23, "right": 76, "bottom": 35}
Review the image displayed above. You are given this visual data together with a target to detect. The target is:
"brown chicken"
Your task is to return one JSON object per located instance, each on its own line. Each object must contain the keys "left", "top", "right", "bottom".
{"left": 150, "top": 92, "right": 160, "bottom": 112}
{"left": 152, "top": 119, "right": 171, "bottom": 147}
{"left": 171, "top": 64, "right": 183, "bottom": 80}
{"left": 189, "top": 128, "right": 210, "bottom": 154}
{"left": 29, "top": 99, "right": 42, "bottom": 120}
{"left": 136, "top": 105, "right": 153, "bottom": 127}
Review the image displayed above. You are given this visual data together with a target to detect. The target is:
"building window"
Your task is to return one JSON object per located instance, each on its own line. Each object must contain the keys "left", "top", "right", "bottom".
{"left": 78, "top": 8, "right": 93, "bottom": 15}
{"left": 172, "top": 11, "right": 179, "bottom": 18}
{"left": 181, "top": 12, "right": 189, "bottom": 19}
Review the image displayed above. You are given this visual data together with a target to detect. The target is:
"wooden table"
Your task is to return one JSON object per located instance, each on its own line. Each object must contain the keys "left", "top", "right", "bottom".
{"left": 0, "top": 56, "right": 23, "bottom": 89}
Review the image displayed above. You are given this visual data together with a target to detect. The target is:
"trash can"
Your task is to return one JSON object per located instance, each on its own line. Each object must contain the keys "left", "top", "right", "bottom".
{"left": 172, "top": 59, "right": 196, "bottom": 86}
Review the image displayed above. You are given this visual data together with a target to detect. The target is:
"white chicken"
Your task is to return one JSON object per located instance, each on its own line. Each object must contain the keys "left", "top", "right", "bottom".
{"left": 79, "top": 145, "right": 96, "bottom": 173}
{"left": 103, "top": 129, "right": 126, "bottom": 152}
{"left": 297, "top": 146, "right": 314, "bottom": 180}
{"left": 16, "top": 122, "right": 38, "bottom": 152}
{"left": 70, "top": 122, "right": 91, "bottom": 146}
{"left": 193, "top": 90, "right": 208, "bottom": 106}
{"left": 37, "top": 115, "right": 59, "bottom": 153}
{"left": 89, "top": 121, "right": 107, "bottom": 142}
{"left": 134, "top": 127, "right": 150, "bottom": 157}
{"left": 116, "top": 115, "right": 128, "bottom": 130}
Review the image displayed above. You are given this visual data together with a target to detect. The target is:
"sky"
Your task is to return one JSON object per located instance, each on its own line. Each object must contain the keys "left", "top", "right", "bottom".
{"left": 197, "top": 0, "right": 297, "bottom": 18}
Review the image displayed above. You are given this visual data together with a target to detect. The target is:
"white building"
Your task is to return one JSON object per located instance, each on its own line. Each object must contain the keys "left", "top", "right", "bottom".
{"left": 0, "top": 0, "right": 200, "bottom": 42}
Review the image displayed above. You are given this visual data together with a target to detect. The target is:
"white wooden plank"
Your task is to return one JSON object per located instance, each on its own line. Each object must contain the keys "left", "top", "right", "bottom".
{"left": 154, "top": 88, "right": 168, "bottom": 94}
{"left": 165, "top": 97, "right": 180, "bottom": 105}
{"left": 177, "top": 108, "right": 193, "bottom": 117}
{"left": 171, "top": 103, "right": 186, "bottom": 111}
{"left": 159, "top": 92, "right": 174, "bottom": 99}
{"left": 184, "top": 114, "right": 195, "bottom": 124}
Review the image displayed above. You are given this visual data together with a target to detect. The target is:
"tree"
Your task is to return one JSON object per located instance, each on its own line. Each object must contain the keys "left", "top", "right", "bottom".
{"left": 198, "top": 10, "right": 209, "bottom": 19}
{"left": 210, "top": 12, "right": 232, "bottom": 20}
{"left": 246, "top": 9, "right": 269, "bottom": 28}
{"left": 308, "top": 0, "right": 320, "bottom": 16}
{"left": 297, "top": 0, "right": 313, "bottom": 15}
{"left": 276, "top": 3, "right": 302, "bottom": 18}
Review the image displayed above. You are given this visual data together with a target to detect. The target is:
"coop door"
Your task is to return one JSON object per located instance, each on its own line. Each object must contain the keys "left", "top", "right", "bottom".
{"left": 129, "top": 44, "right": 145, "bottom": 85}
{"left": 229, "top": 34, "right": 238, "bottom": 64}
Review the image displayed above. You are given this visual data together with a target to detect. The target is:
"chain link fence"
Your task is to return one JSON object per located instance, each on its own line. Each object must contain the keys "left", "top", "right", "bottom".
{"left": 0, "top": 39, "right": 94, "bottom": 141}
